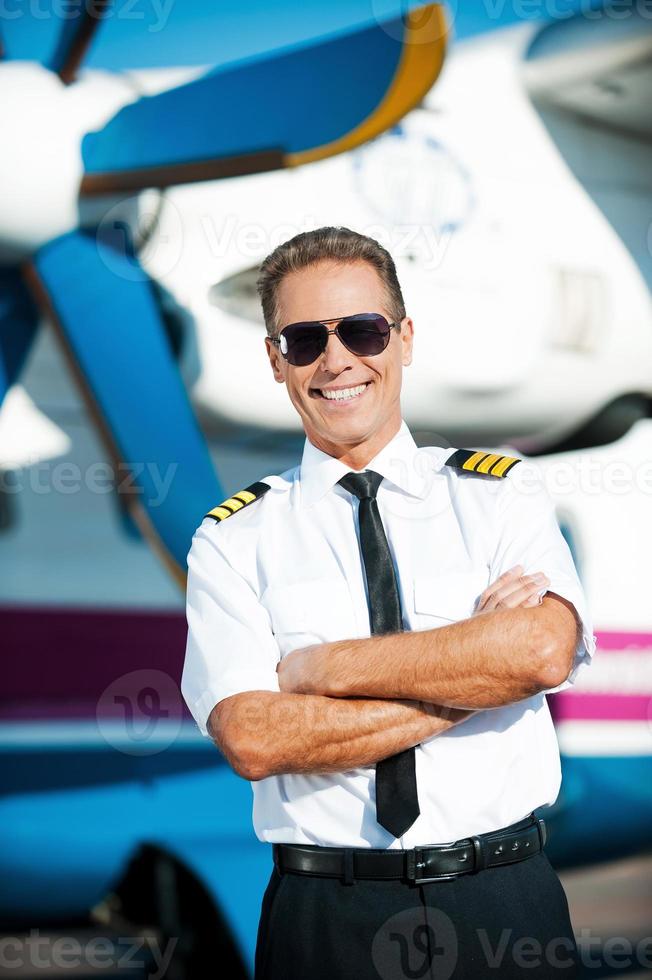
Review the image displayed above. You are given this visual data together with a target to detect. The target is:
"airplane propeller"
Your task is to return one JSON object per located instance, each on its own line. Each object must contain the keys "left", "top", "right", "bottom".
{"left": 0, "top": 1, "right": 448, "bottom": 580}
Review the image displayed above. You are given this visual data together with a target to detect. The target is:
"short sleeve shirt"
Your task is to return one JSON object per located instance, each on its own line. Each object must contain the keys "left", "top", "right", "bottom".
{"left": 181, "top": 420, "right": 596, "bottom": 847}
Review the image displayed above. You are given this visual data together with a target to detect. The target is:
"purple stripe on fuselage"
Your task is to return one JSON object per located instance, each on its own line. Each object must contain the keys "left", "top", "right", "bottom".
{"left": 550, "top": 630, "right": 652, "bottom": 722}
{"left": 2, "top": 604, "right": 190, "bottom": 721}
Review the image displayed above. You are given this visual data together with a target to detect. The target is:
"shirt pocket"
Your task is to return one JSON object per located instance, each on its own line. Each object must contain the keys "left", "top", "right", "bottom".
{"left": 412, "top": 570, "right": 489, "bottom": 628}
{"left": 260, "top": 579, "right": 359, "bottom": 656}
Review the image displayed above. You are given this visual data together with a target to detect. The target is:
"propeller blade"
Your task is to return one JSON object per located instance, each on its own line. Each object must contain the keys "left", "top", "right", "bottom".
{"left": 0, "top": 267, "right": 40, "bottom": 406}
{"left": 80, "top": 3, "right": 447, "bottom": 195}
{"left": 50, "top": 0, "right": 110, "bottom": 84}
{"left": 23, "top": 230, "right": 223, "bottom": 584}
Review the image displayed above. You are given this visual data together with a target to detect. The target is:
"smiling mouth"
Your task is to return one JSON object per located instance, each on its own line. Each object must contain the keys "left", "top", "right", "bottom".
{"left": 312, "top": 382, "right": 372, "bottom": 402}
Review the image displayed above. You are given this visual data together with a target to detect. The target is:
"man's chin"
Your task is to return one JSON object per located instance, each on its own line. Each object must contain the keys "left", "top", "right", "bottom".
{"left": 293, "top": 390, "right": 383, "bottom": 443}
{"left": 309, "top": 410, "right": 375, "bottom": 446}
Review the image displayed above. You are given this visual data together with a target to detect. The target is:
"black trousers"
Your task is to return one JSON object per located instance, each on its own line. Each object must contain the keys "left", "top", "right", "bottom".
{"left": 254, "top": 850, "right": 579, "bottom": 979}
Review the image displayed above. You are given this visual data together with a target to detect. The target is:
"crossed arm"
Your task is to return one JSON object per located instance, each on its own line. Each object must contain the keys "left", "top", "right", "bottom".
{"left": 209, "top": 567, "right": 579, "bottom": 780}
{"left": 276, "top": 591, "right": 580, "bottom": 709}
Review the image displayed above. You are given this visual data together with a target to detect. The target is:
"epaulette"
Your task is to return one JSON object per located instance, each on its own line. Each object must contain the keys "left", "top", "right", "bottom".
{"left": 204, "top": 481, "right": 271, "bottom": 522}
{"left": 445, "top": 449, "right": 521, "bottom": 478}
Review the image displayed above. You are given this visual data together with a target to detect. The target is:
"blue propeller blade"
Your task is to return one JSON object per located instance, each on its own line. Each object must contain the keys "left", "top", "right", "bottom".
{"left": 81, "top": 4, "right": 446, "bottom": 194}
{"left": 50, "top": 0, "right": 109, "bottom": 84}
{"left": 0, "top": 267, "right": 40, "bottom": 406}
{"left": 24, "top": 230, "right": 222, "bottom": 582}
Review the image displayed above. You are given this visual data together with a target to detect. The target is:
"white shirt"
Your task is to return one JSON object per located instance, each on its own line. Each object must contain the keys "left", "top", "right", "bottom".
{"left": 182, "top": 420, "right": 595, "bottom": 848}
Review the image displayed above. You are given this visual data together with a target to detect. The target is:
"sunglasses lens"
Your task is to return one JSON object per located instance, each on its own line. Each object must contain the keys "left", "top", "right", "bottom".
{"left": 338, "top": 315, "right": 390, "bottom": 356}
{"left": 280, "top": 323, "right": 327, "bottom": 366}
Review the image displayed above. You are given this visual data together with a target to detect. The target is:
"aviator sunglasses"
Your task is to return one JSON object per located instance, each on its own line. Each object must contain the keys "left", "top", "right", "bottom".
{"left": 270, "top": 313, "right": 401, "bottom": 367}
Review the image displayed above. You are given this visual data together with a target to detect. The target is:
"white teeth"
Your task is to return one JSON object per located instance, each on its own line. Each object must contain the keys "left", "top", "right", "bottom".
{"left": 320, "top": 383, "right": 368, "bottom": 401}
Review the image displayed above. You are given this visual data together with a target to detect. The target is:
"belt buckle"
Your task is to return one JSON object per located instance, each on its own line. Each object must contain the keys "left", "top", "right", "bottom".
{"left": 409, "top": 848, "right": 460, "bottom": 884}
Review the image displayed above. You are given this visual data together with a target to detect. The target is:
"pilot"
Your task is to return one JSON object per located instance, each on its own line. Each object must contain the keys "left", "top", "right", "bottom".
{"left": 181, "top": 227, "right": 595, "bottom": 979}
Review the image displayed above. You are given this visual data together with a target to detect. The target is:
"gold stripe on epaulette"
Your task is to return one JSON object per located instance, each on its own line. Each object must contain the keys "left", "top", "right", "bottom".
{"left": 491, "top": 455, "right": 520, "bottom": 477}
{"left": 221, "top": 497, "right": 245, "bottom": 513}
{"left": 233, "top": 489, "right": 257, "bottom": 505}
{"left": 461, "top": 451, "right": 488, "bottom": 472}
{"left": 207, "top": 506, "right": 233, "bottom": 520}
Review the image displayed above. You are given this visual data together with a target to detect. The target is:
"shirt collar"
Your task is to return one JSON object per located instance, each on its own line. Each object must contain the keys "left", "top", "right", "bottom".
{"left": 298, "top": 419, "right": 441, "bottom": 508}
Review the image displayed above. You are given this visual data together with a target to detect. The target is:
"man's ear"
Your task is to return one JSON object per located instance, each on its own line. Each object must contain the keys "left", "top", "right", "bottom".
{"left": 265, "top": 336, "right": 286, "bottom": 384}
{"left": 400, "top": 317, "right": 414, "bottom": 367}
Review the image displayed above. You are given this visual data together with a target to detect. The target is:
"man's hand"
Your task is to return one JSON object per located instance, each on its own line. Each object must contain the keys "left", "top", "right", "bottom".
{"left": 278, "top": 564, "right": 551, "bottom": 695}
{"left": 277, "top": 643, "right": 324, "bottom": 695}
{"left": 474, "top": 564, "right": 550, "bottom": 614}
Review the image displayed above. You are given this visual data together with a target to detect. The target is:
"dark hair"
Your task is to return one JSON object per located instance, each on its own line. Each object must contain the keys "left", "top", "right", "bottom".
{"left": 256, "top": 226, "right": 406, "bottom": 337}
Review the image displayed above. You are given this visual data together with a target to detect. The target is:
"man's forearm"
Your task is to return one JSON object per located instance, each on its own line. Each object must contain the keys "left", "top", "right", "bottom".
{"left": 278, "top": 597, "right": 578, "bottom": 709}
{"left": 210, "top": 691, "right": 476, "bottom": 780}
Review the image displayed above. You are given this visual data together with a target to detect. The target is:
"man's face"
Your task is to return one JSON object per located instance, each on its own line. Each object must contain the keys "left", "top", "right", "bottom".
{"left": 265, "top": 260, "right": 413, "bottom": 455}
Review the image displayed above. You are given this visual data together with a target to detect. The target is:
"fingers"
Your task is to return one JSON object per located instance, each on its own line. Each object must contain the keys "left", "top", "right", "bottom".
{"left": 480, "top": 564, "right": 525, "bottom": 601}
{"left": 505, "top": 575, "right": 549, "bottom": 610}
{"left": 521, "top": 592, "right": 545, "bottom": 607}
{"left": 475, "top": 564, "right": 550, "bottom": 613}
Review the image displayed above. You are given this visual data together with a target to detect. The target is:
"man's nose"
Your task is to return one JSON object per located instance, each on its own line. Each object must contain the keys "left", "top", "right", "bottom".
{"left": 318, "top": 329, "right": 357, "bottom": 373}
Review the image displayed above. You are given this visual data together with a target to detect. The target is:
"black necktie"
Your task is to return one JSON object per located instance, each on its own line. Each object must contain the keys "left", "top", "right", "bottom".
{"left": 338, "top": 470, "right": 420, "bottom": 838}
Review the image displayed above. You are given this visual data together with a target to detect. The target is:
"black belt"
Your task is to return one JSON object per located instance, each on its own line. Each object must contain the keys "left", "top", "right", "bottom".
{"left": 273, "top": 813, "right": 546, "bottom": 884}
